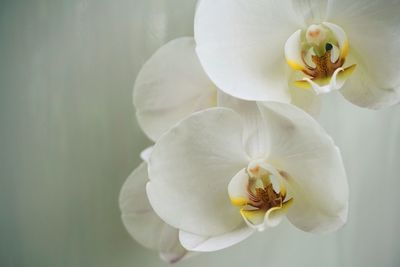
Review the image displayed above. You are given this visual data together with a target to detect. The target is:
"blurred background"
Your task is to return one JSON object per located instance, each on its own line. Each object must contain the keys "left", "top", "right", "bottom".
{"left": 0, "top": 0, "right": 399, "bottom": 266}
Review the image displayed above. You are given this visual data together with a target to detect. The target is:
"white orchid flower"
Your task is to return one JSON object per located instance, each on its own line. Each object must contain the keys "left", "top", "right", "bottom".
{"left": 120, "top": 37, "right": 220, "bottom": 262}
{"left": 195, "top": 0, "right": 400, "bottom": 109}
{"left": 146, "top": 97, "right": 349, "bottom": 252}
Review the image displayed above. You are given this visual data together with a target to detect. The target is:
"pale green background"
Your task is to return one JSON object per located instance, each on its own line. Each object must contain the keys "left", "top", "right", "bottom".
{"left": 1, "top": 1, "right": 399, "bottom": 266}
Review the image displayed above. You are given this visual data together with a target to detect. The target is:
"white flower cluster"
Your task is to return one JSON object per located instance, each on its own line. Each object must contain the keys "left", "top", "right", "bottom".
{"left": 119, "top": 0, "right": 400, "bottom": 263}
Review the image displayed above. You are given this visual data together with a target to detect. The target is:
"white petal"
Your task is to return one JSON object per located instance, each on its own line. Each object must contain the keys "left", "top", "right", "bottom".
{"left": 340, "top": 54, "right": 400, "bottom": 109}
{"left": 140, "top": 146, "right": 153, "bottom": 163}
{"left": 286, "top": 69, "right": 322, "bottom": 117}
{"left": 288, "top": 86, "right": 321, "bottom": 117}
{"left": 134, "top": 37, "right": 217, "bottom": 141}
{"left": 227, "top": 168, "right": 250, "bottom": 206}
{"left": 147, "top": 108, "right": 249, "bottom": 236}
{"left": 218, "top": 91, "right": 270, "bottom": 159}
{"left": 291, "top": 0, "right": 328, "bottom": 25}
{"left": 327, "top": 0, "right": 400, "bottom": 90}
{"left": 179, "top": 224, "right": 254, "bottom": 252}
{"left": 258, "top": 102, "right": 349, "bottom": 233}
{"left": 284, "top": 29, "right": 307, "bottom": 71}
{"left": 158, "top": 227, "right": 189, "bottom": 264}
{"left": 119, "top": 163, "right": 161, "bottom": 249}
{"left": 119, "top": 163, "right": 188, "bottom": 262}
{"left": 195, "top": 0, "right": 304, "bottom": 102}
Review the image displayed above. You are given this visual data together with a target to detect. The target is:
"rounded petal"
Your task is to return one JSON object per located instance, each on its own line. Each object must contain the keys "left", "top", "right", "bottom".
{"left": 147, "top": 108, "right": 249, "bottom": 236}
{"left": 134, "top": 37, "right": 217, "bottom": 141}
{"left": 158, "top": 227, "right": 189, "bottom": 264}
{"left": 119, "top": 163, "right": 162, "bottom": 249}
{"left": 258, "top": 102, "right": 349, "bottom": 233}
{"left": 291, "top": 0, "right": 329, "bottom": 25}
{"left": 287, "top": 68, "right": 322, "bottom": 117}
{"left": 327, "top": 0, "right": 400, "bottom": 98}
{"left": 218, "top": 91, "right": 270, "bottom": 159}
{"left": 288, "top": 87, "right": 321, "bottom": 117}
{"left": 340, "top": 54, "right": 400, "bottom": 109}
{"left": 179, "top": 224, "right": 254, "bottom": 252}
{"left": 285, "top": 29, "right": 307, "bottom": 71}
{"left": 119, "top": 163, "right": 187, "bottom": 262}
{"left": 195, "top": 0, "right": 304, "bottom": 102}
{"left": 228, "top": 168, "right": 250, "bottom": 206}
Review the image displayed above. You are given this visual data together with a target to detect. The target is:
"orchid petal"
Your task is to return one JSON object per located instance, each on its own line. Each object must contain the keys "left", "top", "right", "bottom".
{"left": 195, "top": 0, "right": 304, "bottom": 102}
{"left": 288, "top": 85, "right": 321, "bottom": 117}
{"left": 218, "top": 91, "right": 270, "bottom": 159}
{"left": 228, "top": 168, "right": 250, "bottom": 207}
{"left": 119, "top": 163, "right": 188, "bottom": 262}
{"left": 134, "top": 37, "right": 217, "bottom": 141}
{"left": 340, "top": 54, "right": 400, "bottom": 109}
{"left": 258, "top": 102, "right": 348, "bottom": 233}
{"left": 327, "top": 0, "right": 400, "bottom": 91}
{"left": 286, "top": 68, "right": 322, "bottom": 116}
{"left": 158, "top": 227, "right": 190, "bottom": 264}
{"left": 285, "top": 29, "right": 307, "bottom": 71}
{"left": 179, "top": 224, "right": 254, "bottom": 252}
{"left": 291, "top": 0, "right": 328, "bottom": 25}
{"left": 147, "top": 108, "right": 249, "bottom": 236}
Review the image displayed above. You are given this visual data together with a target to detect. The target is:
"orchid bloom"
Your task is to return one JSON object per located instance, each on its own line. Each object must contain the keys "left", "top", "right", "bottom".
{"left": 120, "top": 37, "right": 219, "bottom": 262}
{"left": 195, "top": 0, "right": 400, "bottom": 109}
{"left": 146, "top": 97, "right": 349, "bottom": 252}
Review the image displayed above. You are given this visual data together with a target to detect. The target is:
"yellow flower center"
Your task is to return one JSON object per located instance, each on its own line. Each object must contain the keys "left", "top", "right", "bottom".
{"left": 301, "top": 24, "right": 345, "bottom": 80}
{"left": 285, "top": 22, "right": 357, "bottom": 92}
{"left": 230, "top": 160, "right": 293, "bottom": 231}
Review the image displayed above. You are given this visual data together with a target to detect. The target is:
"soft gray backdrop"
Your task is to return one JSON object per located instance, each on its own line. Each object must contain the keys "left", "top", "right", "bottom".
{"left": 1, "top": 0, "right": 399, "bottom": 266}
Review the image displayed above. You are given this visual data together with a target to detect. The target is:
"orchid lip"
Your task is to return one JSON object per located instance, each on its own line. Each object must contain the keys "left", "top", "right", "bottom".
{"left": 285, "top": 22, "right": 356, "bottom": 94}
{"left": 229, "top": 159, "right": 293, "bottom": 231}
